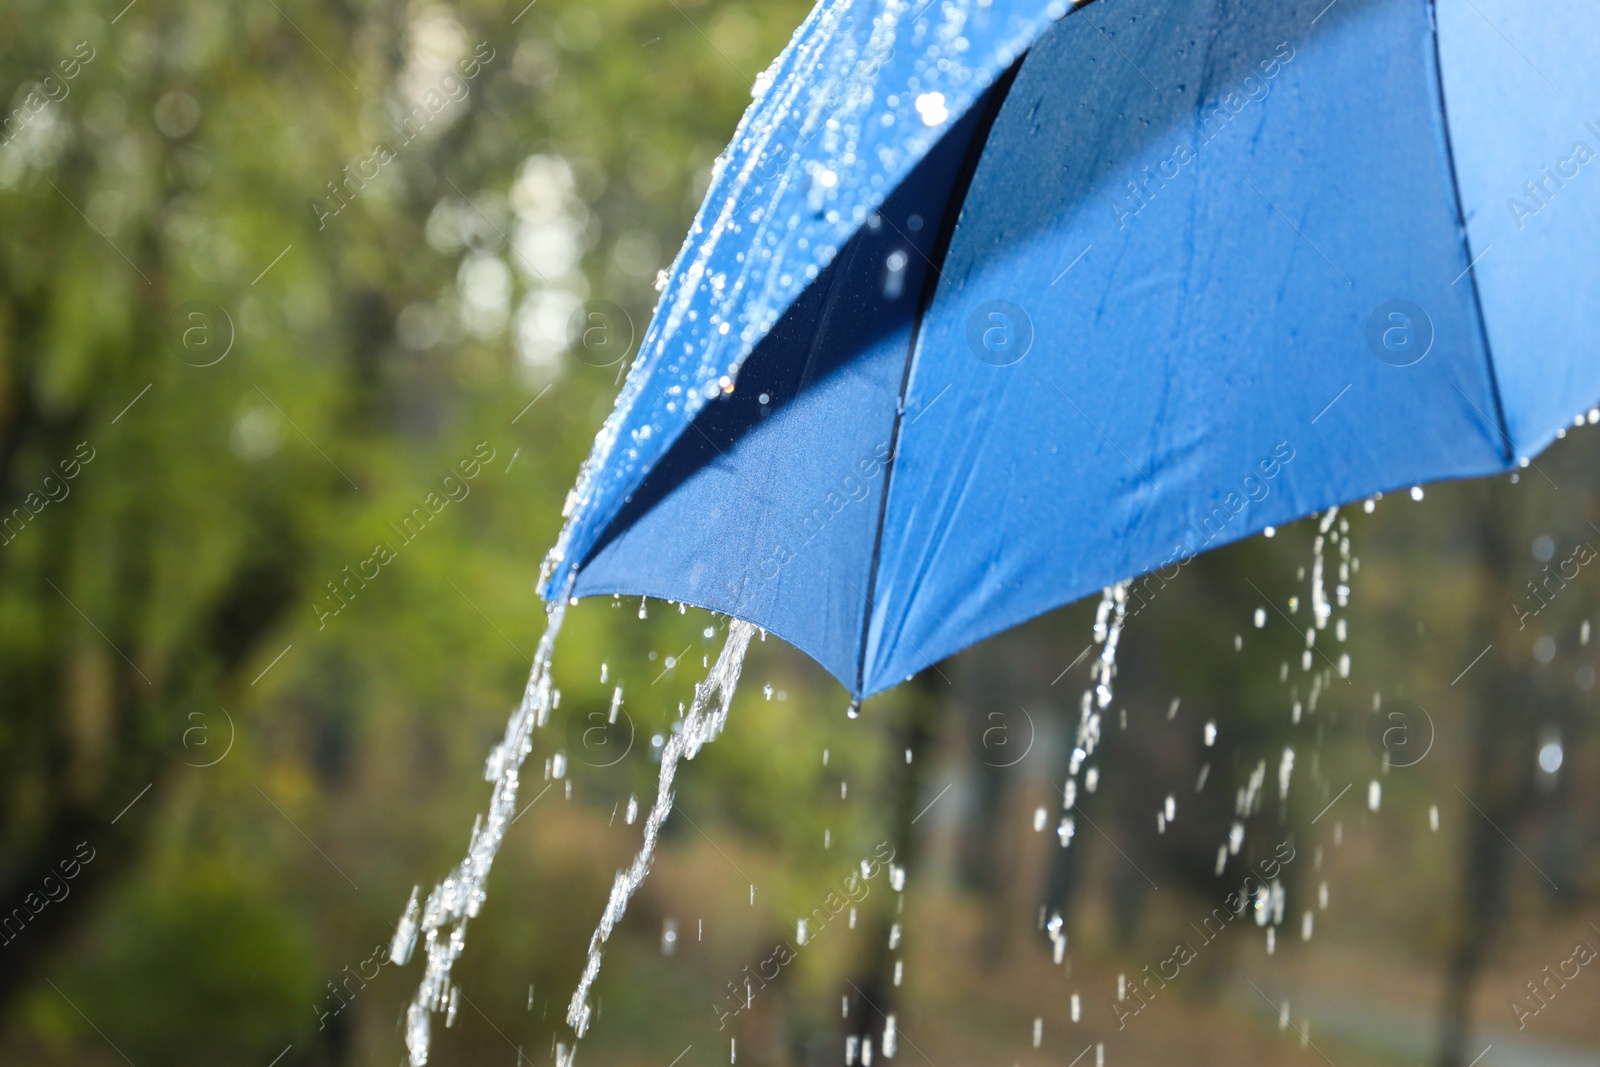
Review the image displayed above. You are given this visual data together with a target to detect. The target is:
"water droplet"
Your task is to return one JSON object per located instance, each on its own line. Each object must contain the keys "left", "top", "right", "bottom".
{"left": 914, "top": 91, "right": 949, "bottom": 126}
{"left": 883, "top": 248, "right": 908, "bottom": 298}
{"left": 806, "top": 164, "right": 838, "bottom": 212}
{"left": 390, "top": 887, "right": 421, "bottom": 965}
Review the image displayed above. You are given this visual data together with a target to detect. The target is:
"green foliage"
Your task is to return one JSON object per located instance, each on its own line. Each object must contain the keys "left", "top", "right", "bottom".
{"left": 0, "top": 0, "right": 813, "bottom": 1060}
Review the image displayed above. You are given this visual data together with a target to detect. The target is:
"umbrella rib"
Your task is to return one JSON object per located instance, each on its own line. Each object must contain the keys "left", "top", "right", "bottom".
{"left": 851, "top": 56, "right": 1027, "bottom": 697}
{"left": 1426, "top": 0, "right": 1514, "bottom": 465}
{"left": 1448, "top": 382, "right": 1557, "bottom": 489}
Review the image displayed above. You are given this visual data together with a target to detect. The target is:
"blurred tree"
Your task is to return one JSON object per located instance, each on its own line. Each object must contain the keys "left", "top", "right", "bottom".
{"left": 1436, "top": 443, "right": 1600, "bottom": 1067}
{"left": 0, "top": 0, "right": 809, "bottom": 1048}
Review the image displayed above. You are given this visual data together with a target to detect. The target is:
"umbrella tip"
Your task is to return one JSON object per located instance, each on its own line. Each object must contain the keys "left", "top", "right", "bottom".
{"left": 845, "top": 700, "right": 861, "bottom": 720}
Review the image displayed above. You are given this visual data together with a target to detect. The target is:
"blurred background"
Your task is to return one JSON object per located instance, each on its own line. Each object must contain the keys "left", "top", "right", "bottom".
{"left": 2, "top": 1, "right": 1598, "bottom": 1065}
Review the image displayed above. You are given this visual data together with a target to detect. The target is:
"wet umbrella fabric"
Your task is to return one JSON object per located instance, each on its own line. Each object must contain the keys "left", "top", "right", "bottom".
{"left": 542, "top": 0, "right": 1600, "bottom": 699}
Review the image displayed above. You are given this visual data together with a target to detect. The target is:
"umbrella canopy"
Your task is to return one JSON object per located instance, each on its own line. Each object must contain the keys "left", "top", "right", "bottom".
{"left": 540, "top": 0, "right": 1600, "bottom": 699}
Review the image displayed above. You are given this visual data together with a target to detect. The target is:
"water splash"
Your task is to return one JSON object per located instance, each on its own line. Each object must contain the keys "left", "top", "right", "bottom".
{"left": 395, "top": 582, "right": 573, "bottom": 1065}
{"left": 1310, "top": 506, "right": 1338, "bottom": 631}
{"left": 1309, "top": 505, "right": 1360, "bottom": 680}
{"left": 565, "top": 620, "right": 757, "bottom": 1044}
{"left": 1090, "top": 582, "right": 1129, "bottom": 710}
{"left": 1059, "top": 582, "right": 1129, "bottom": 845}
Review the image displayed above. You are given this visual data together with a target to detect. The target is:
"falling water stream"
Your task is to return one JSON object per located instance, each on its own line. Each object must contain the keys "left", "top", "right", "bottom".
{"left": 1056, "top": 580, "right": 1130, "bottom": 848}
{"left": 563, "top": 620, "right": 756, "bottom": 1051}
{"left": 391, "top": 590, "right": 755, "bottom": 1066}
{"left": 391, "top": 580, "right": 572, "bottom": 1065}
{"left": 390, "top": 484, "right": 1379, "bottom": 1065}
{"left": 1041, "top": 506, "right": 1372, "bottom": 1052}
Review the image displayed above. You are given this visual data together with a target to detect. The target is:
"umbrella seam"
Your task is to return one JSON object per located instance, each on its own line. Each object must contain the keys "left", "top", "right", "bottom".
{"left": 853, "top": 53, "right": 1028, "bottom": 697}
{"left": 1428, "top": 0, "right": 1514, "bottom": 464}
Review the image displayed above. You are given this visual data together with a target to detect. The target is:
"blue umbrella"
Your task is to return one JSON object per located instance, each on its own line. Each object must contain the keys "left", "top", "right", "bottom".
{"left": 539, "top": 0, "right": 1600, "bottom": 699}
